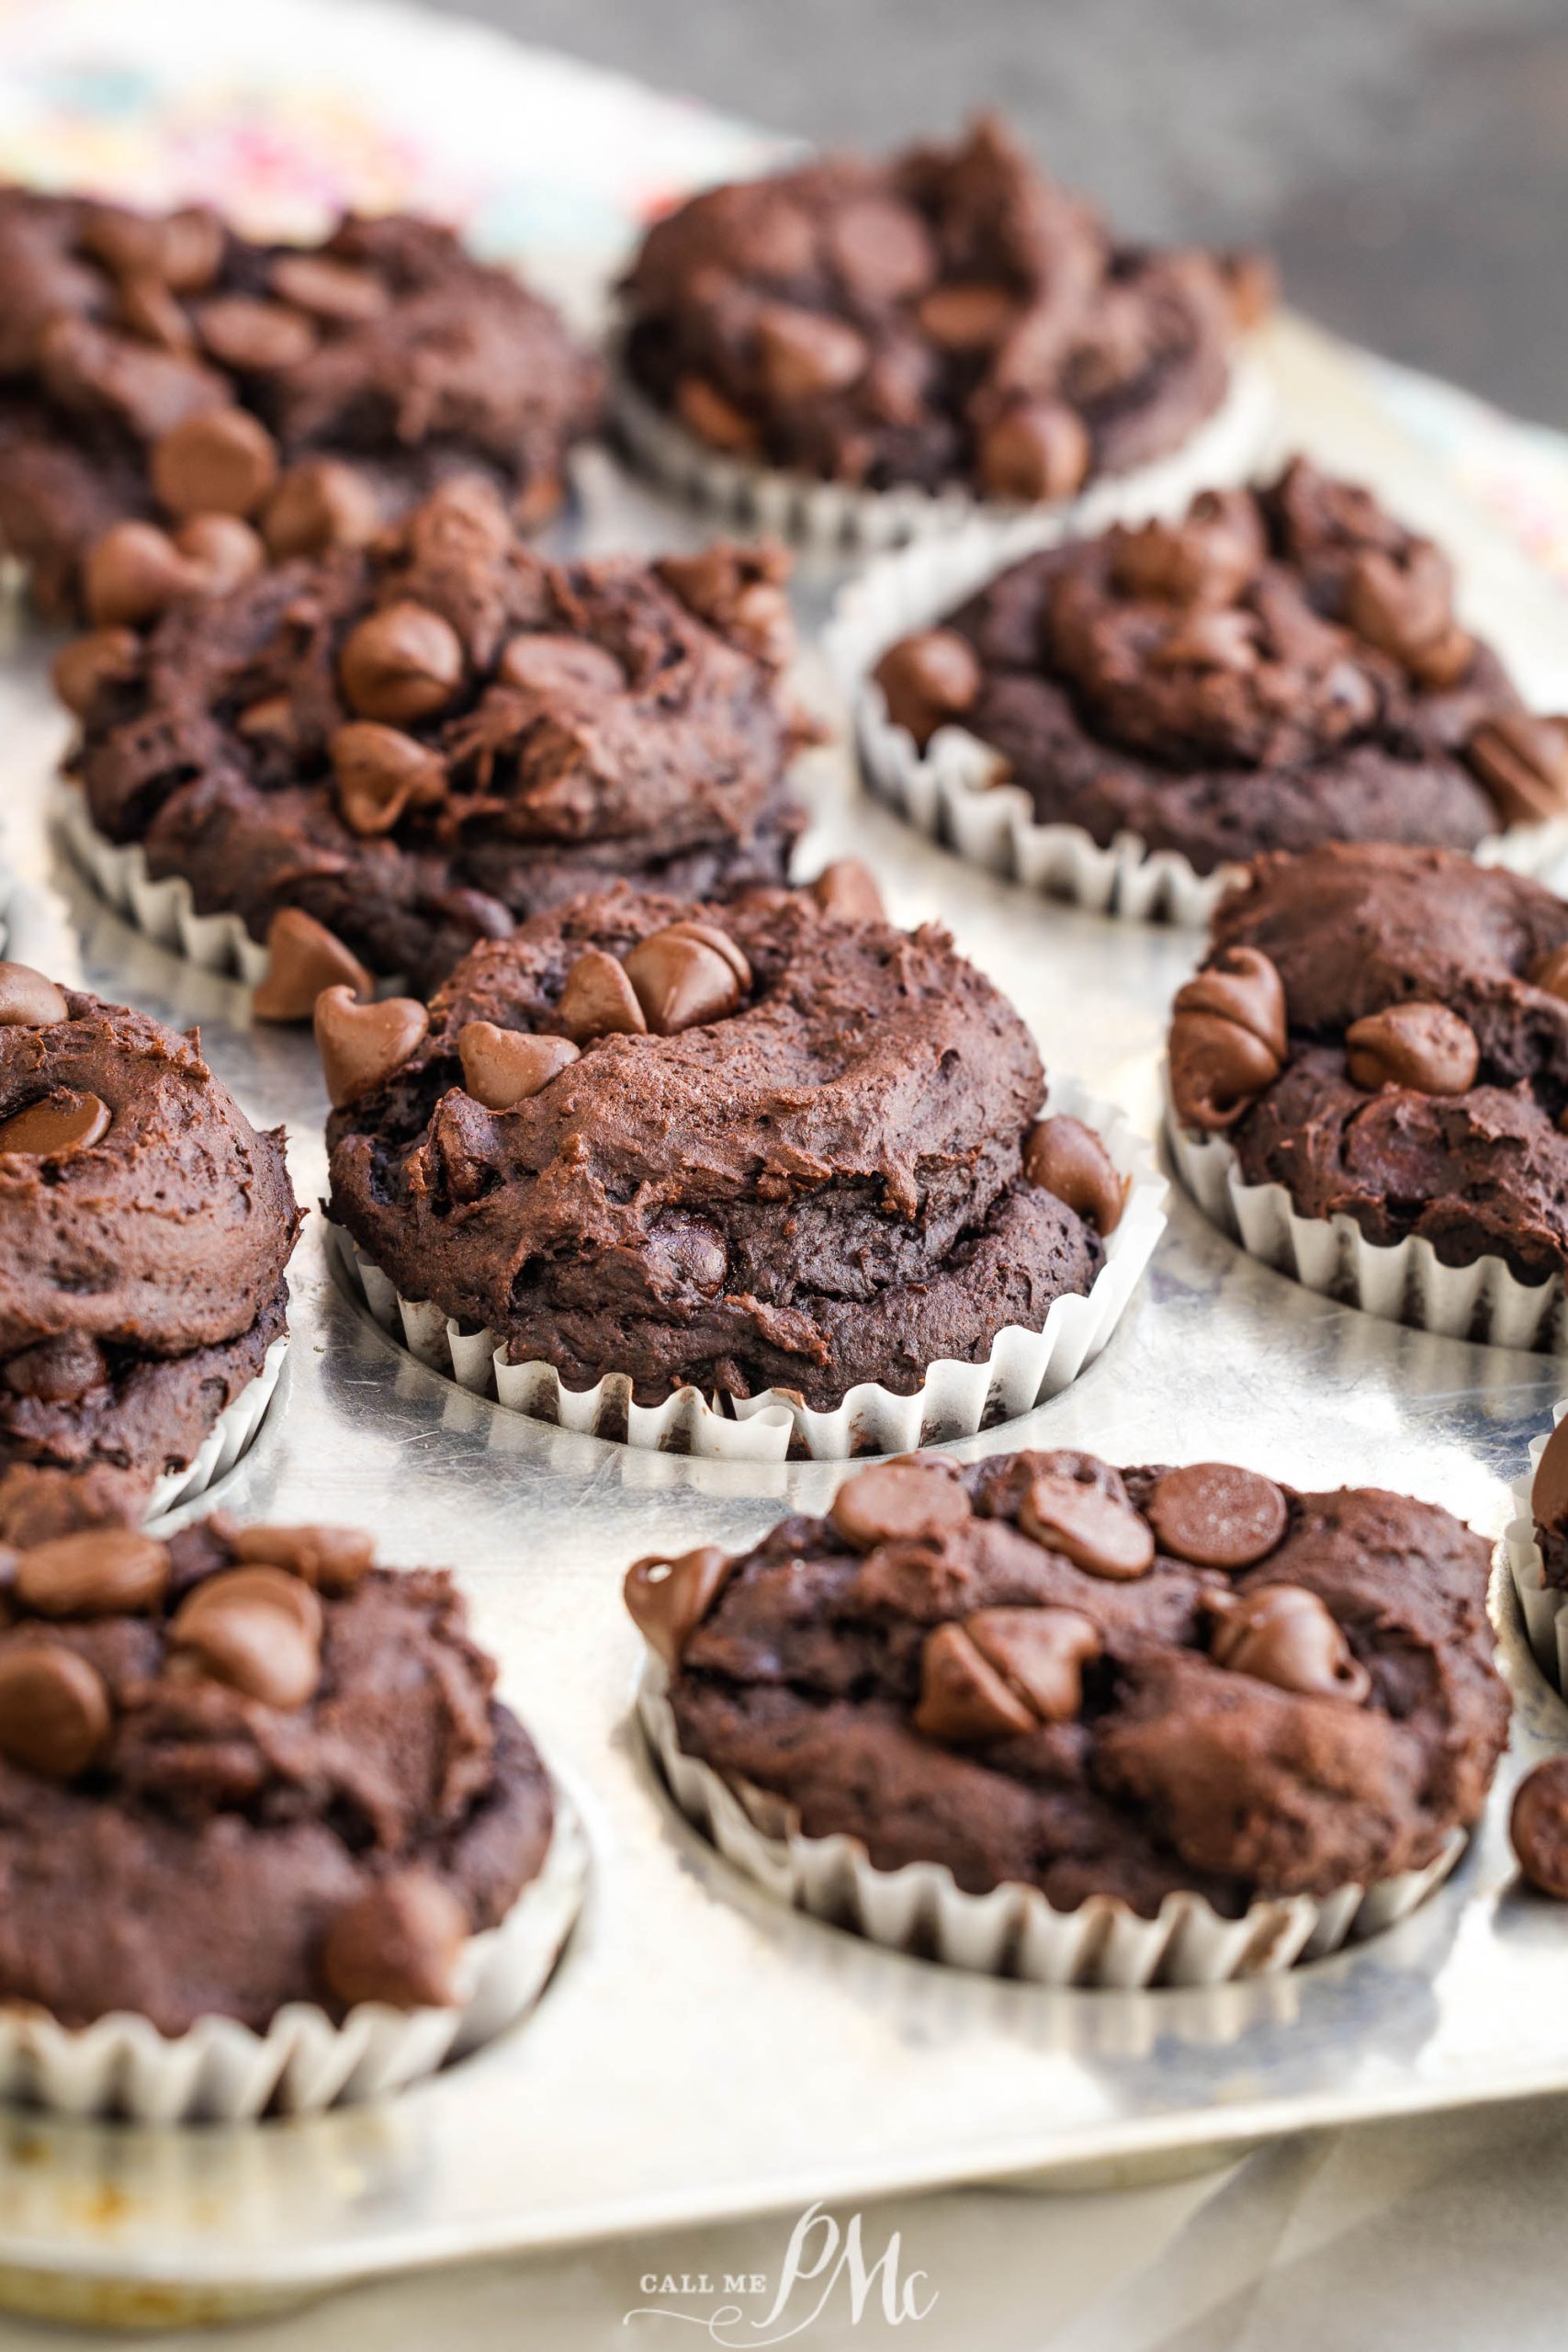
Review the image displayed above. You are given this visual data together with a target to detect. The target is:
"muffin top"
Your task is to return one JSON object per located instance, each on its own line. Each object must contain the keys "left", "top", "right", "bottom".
{"left": 0, "top": 189, "right": 601, "bottom": 618}
{"left": 620, "top": 114, "right": 1255, "bottom": 500}
{"left": 631, "top": 1448, "right": 1507, "bottom": 1911}
{"left": 0, "top": 1514, "right": 553, "bottom": 2033}
{"left": 873, "top": 459, "right": 1565, "bottom": 872}
{"left": 1168, "top": 842, "right": 1568, "bottom": 1281}
{"left": 66, "top": 484, "right": 807, "bottom": 995}
{"left": 322, "top": 881, "right": 1122, "bottom": 1408}
{"left": 0, "top": 967, "right": 299, "bottom": 1363}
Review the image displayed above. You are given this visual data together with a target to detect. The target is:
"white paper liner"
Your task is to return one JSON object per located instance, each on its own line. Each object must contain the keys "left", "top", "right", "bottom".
{"left": 0, "top": 1785, "right": 589, "bottom": 2123}
{"left": 823, "top": 520, "right": 1568, "bottom": 924}
{"left": 637, "top": 1657, "right": 1463, "bottom": 1989}
{"left": 1505, "top": 1412, "right": 1568, "bottom": 1691}
{"left": 1165, "top": 1078, "right": 1568, "bottom": 1351}
{"left": 57, "top": 790, "right": 273, "bottom": 985}
{"left": 142, "top": 1332, "right": 289, "bottom": 1523}
{"left": 609, "top": 338, "right": 1274, "bottom": 555}
{"left": 328, "top": 1075, "right": 1166, "bottom": 1461}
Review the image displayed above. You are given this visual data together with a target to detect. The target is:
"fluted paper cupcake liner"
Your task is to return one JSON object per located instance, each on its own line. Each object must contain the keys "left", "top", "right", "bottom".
{"left": 1505, "top": 1414, "right": 1568, "bottom": 1691}
{"left": 0, "top": 1786, "right": 588, "bottom": 2123}
{"left": 328, "top": 1077, "right": 1165, "bottom": 1462}
{"left": 609, "top": 341, "right": 1274, "bottom": 555}
{"left": 1166, "top": 1082, "right": 1567, "bottom": 1351}
{"left": 144, "top": 1331, "right": 289, "bottom": 1523}
{"left": 57, "top": 791, "right": 273, "bottom": 985}
{"left": 0, "top": 865, "right": 82, "bottom": 984}
{"left": 637, "top": 1659, "right": 1463, "bottom": 1989}
{"left": 825, "top": 523, "right": 1568, "bottom": 922}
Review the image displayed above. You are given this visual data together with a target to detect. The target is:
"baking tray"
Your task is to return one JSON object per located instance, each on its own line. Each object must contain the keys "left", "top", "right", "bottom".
{"left": 2, "top": 316, "right": 1568, "bottom": 2327}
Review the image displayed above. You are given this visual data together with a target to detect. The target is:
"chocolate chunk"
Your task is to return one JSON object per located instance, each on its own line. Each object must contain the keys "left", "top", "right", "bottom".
{"left": 458, "top": 1021, "right": 579, "bottom": 1110}
{"left": 873, "top": 627, "right": 983, "bottom": 747}
{"left": 230, "top": 1523, "right": 376, "bottom": 1593}
{"left": 262, "top": 458, "right": 380, "bottom": 560}
{"left": 1345, "top": 1001, "right": 1480, "bottom": 1095}
{"left": 966, "top": 1604, "right": 1100, "bottom": 1723}
{"left": 978, "top": 401, "right": 1090, "bottom": 502}
{"left": 268, "top": 253, "right": 389, "bottom": 322}
{"left": 151, "top": 407, "right": 279, "bottom": 519}
{"left": 51, "top": 626, "right": 140, "bottom": 717}
{"left": 0, "top": 964, "right": 69, "bottom": 1029}
{"left": 0, "top": 1090, "right": 111, "bottom": 1157}
{"left": 661, "top": 920, "right": 752, "bottom": 990}
{"left": 320, "top": 1871, "right": 468, "bottom": 2010}
{"left": 1467, "top": 715, "right": 1568, "bottom": 826}
{"left": 0, "top": 1643, "right": 111, "bottom": 1779}
{"left": 1019, "top": 1469, "right": 1154, "bottom": 1579}
{"left": 811, "top": 859, "right": 886, "bottom": 922}
{"left": 179, "top": 1565, "right": 323, "bottom": 1645}
{"left": 313, "top": 986, "right": 429, "bottom": 1108}
{"left": 1168, "top": 1009, "right": 1281, "bottom": 1132}
{"left": 1510, "top": 1758, "right": 1568, "bottom": 1900}
{"left": 755, "top": 304, "right": 869, "bottom": 401}
{"left": 1173, "top": 946, "right": 1287, "bottom": 1060}
{"left": 558, "top": 949, "right": 648, "bottom": 1045}
{"left": 624, "top": 1544, "right": 733, "bottom": 1667}
{"left": 168, "top": 1585, "right": 321, "bottom": 1710}
{"left": 253, "top": 909, "right": 372, "bottom": 1024}
{"left": 1534, "top": 1417, "right": 1568, "bottom": 1536}
{"left": 624, "top": 927, "right": 744, "bottom": 1035}
{"left": 913, "top": 1620, "right": 1037, "bottom": 1743}
{"left": 330, "top": 721, "right": 446, "bottom": 838}
{"left": 339, "top": 601, "right": 465, "bottom": 723}
{"left": 829, "top": 1459, "right": 971, "bottom": 1552}
{"left": 1022, "top": 1114, "right": 1125, "bottom": 1236}
{"left": 1145, "top": 1464, "right": 1288, "bottom": 1568}
{"left": 1208, "top": 1584, "right": 1371, "bottom": 1702}
{"left": 14, "top": 1529, "right": 170, "bottom": 1617}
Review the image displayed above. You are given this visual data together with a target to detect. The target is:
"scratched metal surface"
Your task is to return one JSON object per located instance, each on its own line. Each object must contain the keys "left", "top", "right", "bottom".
{"left": 0, "top": 318, "right": 1566, "bottom": 2322}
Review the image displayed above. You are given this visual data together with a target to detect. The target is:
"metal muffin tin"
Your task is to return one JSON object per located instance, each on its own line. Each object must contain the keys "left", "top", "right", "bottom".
{"left": 2, "top": 318, "right": 1568, "bottom": 2326}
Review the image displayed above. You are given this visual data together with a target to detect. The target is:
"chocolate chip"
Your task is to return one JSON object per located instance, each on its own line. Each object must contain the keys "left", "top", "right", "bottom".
{"left": 1111, "top": 502, "right": 1260, "bottom": 607}
{"left": 1345, "top": 541, "right": 1470, "bottom": 682}
{"left": 268, "top": 253, "right": 389, "bottom": 322}
{"left": 811, "top": 860, "right": 886, "bottom": 923}
{"left": 1467, "top": 715, "right": 1568, "bottom": 826}
{"left": 231, "top": 1523, "right": 376, "bottom": 1594}
{"left": 0, "top": 964, "right": 69, "bottom": 1029}
{"left": 83, "top": 520, "right": 202, "bottom": 625}
{"left": 330, "top": 720, "right": 446, "bottom": 837}
{"left": 82, "top": 203, "right": 221, "bottom": 294}
{"left": 339, "top": 602, "right": 465, "bottom": 724}
{"left": 195, "top": 295, "right": 318, "bottom": 373}
{"left": 1530, "top": 946, "right": 1568, "bottom": 1004}
{"left": 168, "top": 1586, "right": 321, "bottom": 1710}
{"left": 253, "top": 909, "right": 373, "bottom": 1024}
{"left": 320, "top": 1871, "right": 468, "bottom": 2011}
{"left": 1208, "top": 1583, "right": 1371, "bottom": 1703}
{"left": 118, "top": 274, "right": 194, "bottom": 355}
{"left": 458, "top": 1020, "right": 580, "bottom": 1111}
{"left": 1173, "top": 946, "right": 1288, "bottom": 1062}
{"left": 1019, "top": 1470, "right": 1155, "bottom": 1580}
{"left": 0, "top": 1643, "right": 111, "bottom": 1780}
{"left": 1022, "top": 1114, "right": 1126, "bottom": 1237}
{"left": 151, "top": 406, "right": 279, "bottom": 519}
{"left": 1145, "top": 1464, "right": 1289, "bottom": 1569}
{"left": 1345, "top": 1001, "right": 1480, "bottom": 1095}
{"left": 313, "top": 986, "right": 429, "bottom": 1108}
{"left": 825, "top": 198, "right": 936, "bottom": 301}
{"left": 624, "top": 1544, "right": 733, "bottom": 1667}
{"left": 829, "top": 1459, "right": 972, "bottom": 1552}
{"left": 558, "top": 949, "right": 649, "bottom": 1045}
{"left": 0, "top": 1090, "right": 111, "bottom": 1157}
{"left": 755, "top": 303, "right": 870, "bottom": 401}
{"left": 966, "top": 1605, "right": 1100, "bottom": 1724}
{"left": 977, "top": 401, "right": 1091, "bottom": 502}
{"left": 912, "top": 1621, "right": 1037, "bottom": 1744}
{"left": 1510, "top": 1758, "right": 1568, "bottom": 1900}
{"left": 1168, "top": 1010, "right": 1281, "bottom": 1132}
{"left": 1148, "top": 609, "right": 1259, "bottom": 673}
{"left": 51, "top": 625, "right": 141, "bottom": 717}
{"left": 661, "top": 921, "right": 751, "bottom": 990}
{"left": 175, "top": 513, "right": 265, "bottom": 596}
{"left": 262, "top": 458, "right": 380, "bottom": 560}
{"left": 673, "top": 375, "right": 760, "bottom": 455}
{"left": 14, "top": 1529, "right": 170, "bottom": 1618}
{"left": 2, "top": 1334, "right": 106, "bottom": 1404}
{"left": 179, "top": 1565, "right": 323, "bottom": 1645}
{"left": 873, "top": 627, "right": 983, "bottom": 748}
{"left": 916, "top": 283, "right": 1017, "bottom": 350}
{"left": 497, "top": 633, "right": 625, "bottom": 697}
{"left": 625, "top": 928, "right": 745, "bottom": 1036}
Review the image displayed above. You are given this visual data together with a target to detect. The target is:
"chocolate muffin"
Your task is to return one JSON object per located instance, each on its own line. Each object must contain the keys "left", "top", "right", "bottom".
{"left": 0, "top": 964, "right": 299, "bottom": 1540}
{"left": 321, "top": 881, "right": 1130, "bottom": 1419}
{"left": 629, "top": 1449, "right": 1507, "bottom": 1922}
{"left": 0, "top": 1514, "right": 555, "bottom": 2036}
{"left": 618, "top": 114, "right": 1258, "bottom": 510}
{"left": 1168, "top": 843, "right": 1568, "bottom": 1290}
{"left": 870, "top": 459, "right": 1568, "bottom": 874}
{"left": 0, "top": 188, "right": 601, "bottom": 620}
{"left": 62, "top": 484, "right": 807, "bottom": 999}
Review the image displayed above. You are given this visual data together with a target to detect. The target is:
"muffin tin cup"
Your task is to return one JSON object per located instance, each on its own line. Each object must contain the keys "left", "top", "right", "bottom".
{"left": 636, "top": 1658, "right": 1464, "bottom": 1989}
{"left": 144, "top": 1331, "right": 290, "bottom": 1524}
{"left": 0, "top": 1786, "right": 589, "bottom": 2124}
{"left": 1166, "top": 1082, "right": 1568, "bottom": 1351}
{"left": 824, "top": 523, "right": 1568, "bottom": 923}
{"left": 1505, "top": 1417, "right": 1568, "bottom": 1692}
{"left": 57, "top": 790, "right": 273, "bottom": 987}
{"left": 327, "top": 1077, "right": 1166, "bottom": 1462}
{"left": 609, "top": 339, "right": 1275, "bottom": 556}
